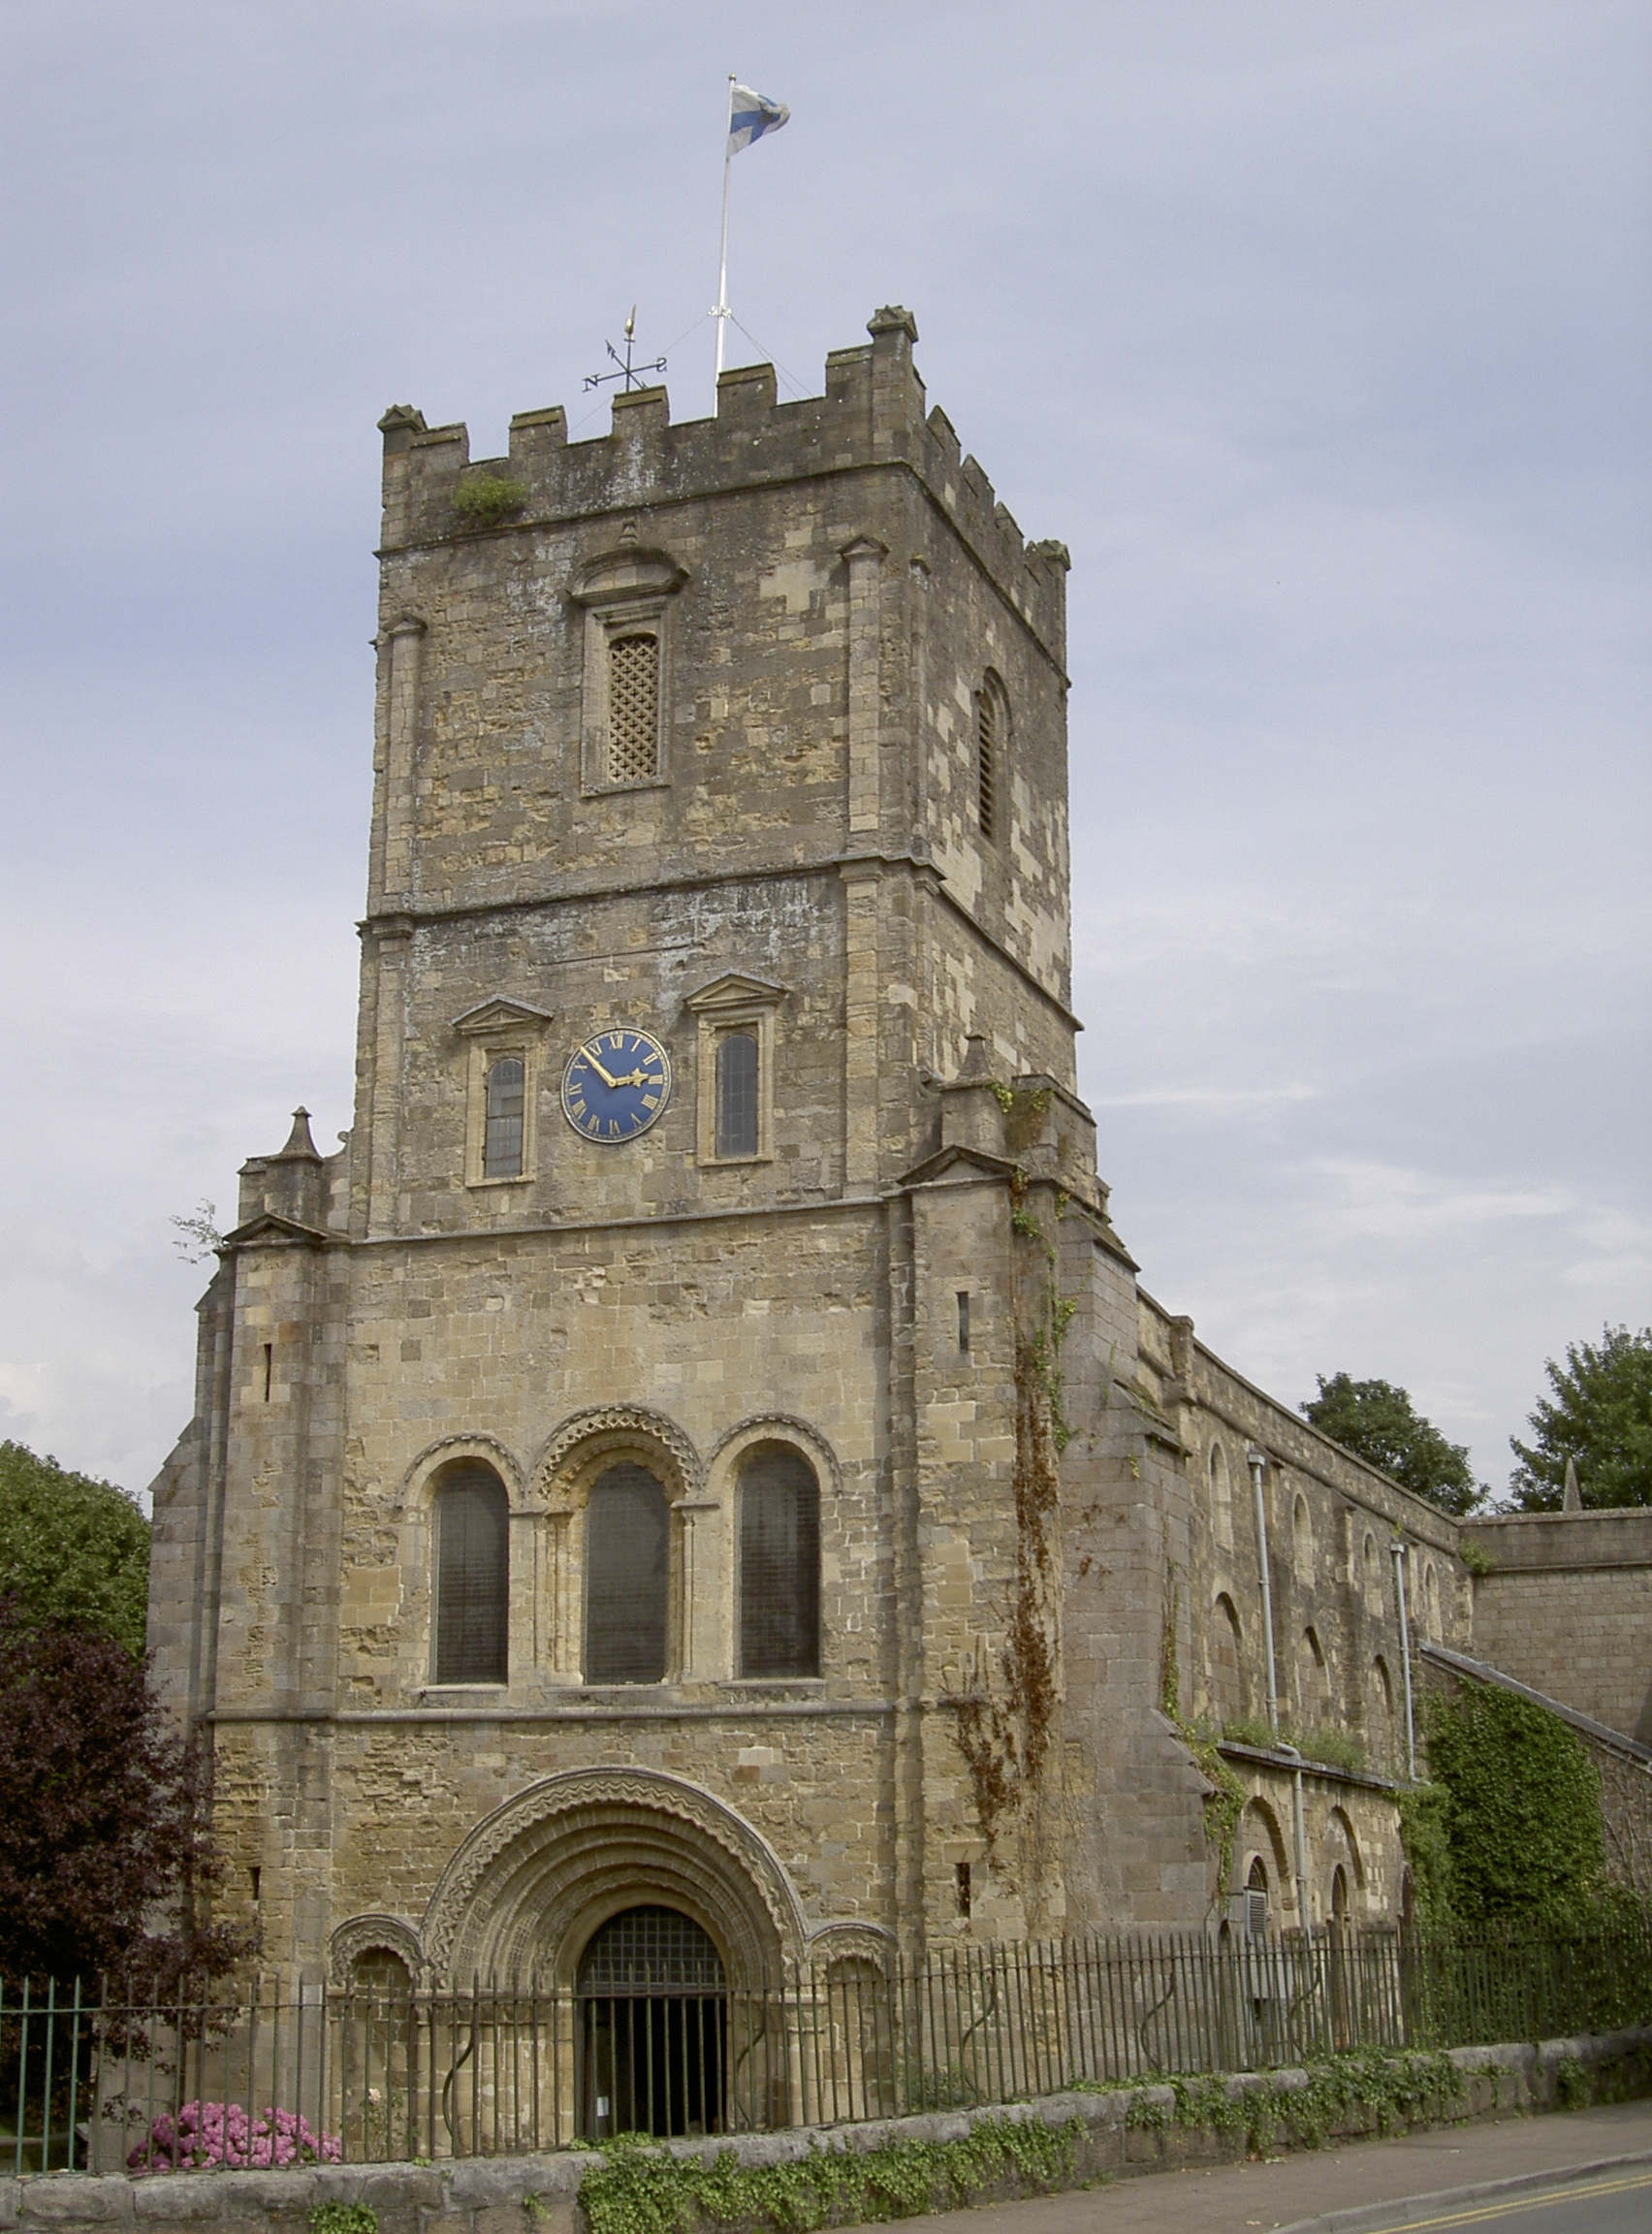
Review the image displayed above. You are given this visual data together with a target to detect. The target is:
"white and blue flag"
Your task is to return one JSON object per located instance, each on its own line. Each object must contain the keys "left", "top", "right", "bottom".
{"left": 728, "top": 85, "right": 789, "bottom": 155}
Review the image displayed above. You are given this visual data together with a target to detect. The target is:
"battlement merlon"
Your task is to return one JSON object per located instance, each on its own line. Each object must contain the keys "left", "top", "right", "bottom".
{"left": 375, "top": 308, "right": 1070, "bottom": 670}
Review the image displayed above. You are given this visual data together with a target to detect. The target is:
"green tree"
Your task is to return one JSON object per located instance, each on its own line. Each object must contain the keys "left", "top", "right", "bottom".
{"left": 1301, "top": 1374, "right": 1484, "bottom": 1516}
{"left": 1509, "top": 1324, "right": 1652, "bottom": 1510}
{"left": 1423, "top": 1681, "right": 1604, "bottom": 1925}
{"left": 0, "top": 1443, "right": 149, "bottom": 1658}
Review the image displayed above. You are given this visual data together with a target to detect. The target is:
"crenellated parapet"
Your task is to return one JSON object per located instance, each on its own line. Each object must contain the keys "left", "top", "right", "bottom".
{"left": 377, "top": 307, "right": 1069, "bottom": 668}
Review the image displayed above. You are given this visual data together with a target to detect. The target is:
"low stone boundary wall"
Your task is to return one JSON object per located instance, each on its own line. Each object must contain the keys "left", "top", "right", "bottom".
{"left": 7, "top": 2028, "right": 1649, "bottom": 2234}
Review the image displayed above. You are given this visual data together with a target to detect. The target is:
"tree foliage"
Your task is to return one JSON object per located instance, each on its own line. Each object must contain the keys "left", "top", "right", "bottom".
{"left": 0, "top": 1442, "right": 149, "bottom": 1657}
{"left": 1509, "top": 1324, "right": 1652, "bottom": 1510}
{"left": 1301, "top": 1374, "right": 1484, "bottom": 1516}
{"left": 0, "top": 1597, "right": 245, "bottom": 1985}
{"left": 1424, "top": 1681, "right": 1604, "bottom": 1926}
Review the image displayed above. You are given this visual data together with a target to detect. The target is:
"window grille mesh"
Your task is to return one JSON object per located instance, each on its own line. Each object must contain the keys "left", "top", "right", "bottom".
{"left": 715, "top": 1031, "right": 758, "bottom": 1159}
{"left": 976, "top": 686, "right": 998, "bottom": 843}
{"left": 739, "top": 1445, "right": 820, "bottom": 1677}
{"left": 434, "top": 1465, "right": 509, "bottom": 1683}
{"left": 484, "top": 1056, "right": 524, "bottom": 1178}
{"left": 608, "top": 633, "right": 659, "bottom": 784}
{"left": 579, "top": 1905, "right": 725, "bottom": 1990}
{"left": 586, "top": 1462, "right": 669, "bottom": 1682}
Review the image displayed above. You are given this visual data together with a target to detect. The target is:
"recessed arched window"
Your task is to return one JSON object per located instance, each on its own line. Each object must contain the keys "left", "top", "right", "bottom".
{"left": 739, "top": 1444, "right": 820, "bottom": 1677}
{"left": 1209, "top": 1440, "right": 1232, "bottom": 1549}
{"left": 586, "top": 1462, "right": 670, "bottom": 1683}
{"left": 1211, "top": 1591, "right": 1245, "bottom": 1724}
{"left": 715, "top": 1031, "right": 758, "bottom": 1159}
{"left": 433, "top": 1462, "right": 509, "bottom": 1684}
{"left": 1245, "top": 1853, "right": 1269, "bottom": 1936}
{"left": 484, "top": 1056, "right": 525, "bottom": 1179}
{"left": 973, "top": 672, "right": 1008, "bottom": 845}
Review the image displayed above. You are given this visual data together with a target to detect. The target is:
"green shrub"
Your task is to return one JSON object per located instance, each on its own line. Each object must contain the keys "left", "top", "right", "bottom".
{"left": 309, "top": 2207, "right": 377, "bottom": 2234}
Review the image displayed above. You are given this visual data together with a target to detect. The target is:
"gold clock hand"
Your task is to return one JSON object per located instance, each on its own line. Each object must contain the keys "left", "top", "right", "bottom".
{"left": 584, "top": 1051, "right": 621, "bottom": 1089}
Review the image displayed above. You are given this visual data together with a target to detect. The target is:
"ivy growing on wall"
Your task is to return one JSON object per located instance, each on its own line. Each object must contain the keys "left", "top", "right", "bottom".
{"left": 1159, "top": 1568, "right": 1247, "bottom": 1899}
{"left": 1423, "top": 1681, "right": 1607, "bottom": 1925}
{"left": 952, "top": 1144, "right": 1075, "bottom": 1915}
{"left": 579, "top": 2118, "right": 1079, "bottom": 2234}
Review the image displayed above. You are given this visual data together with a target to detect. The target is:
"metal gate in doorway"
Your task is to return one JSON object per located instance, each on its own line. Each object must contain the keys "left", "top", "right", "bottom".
{"left": 577, "top": 1905, "right": 728, "bottom": 2138}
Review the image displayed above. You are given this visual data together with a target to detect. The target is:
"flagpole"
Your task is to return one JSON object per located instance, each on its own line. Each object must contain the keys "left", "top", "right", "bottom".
{"left": 715, "top": 74, "right": 735, "bottom": 378}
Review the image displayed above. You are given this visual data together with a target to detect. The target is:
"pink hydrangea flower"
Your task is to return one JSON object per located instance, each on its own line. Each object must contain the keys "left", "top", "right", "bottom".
{"left": 129, "top": 2100, "right": 343, "bottom": 2173}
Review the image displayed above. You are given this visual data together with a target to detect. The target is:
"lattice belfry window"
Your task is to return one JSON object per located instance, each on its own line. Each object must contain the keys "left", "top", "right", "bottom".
{"left": 608, "top": 632, "right": 660, "bottom": 783}
{"left": 483, "top": 1056, "right": 524, "bottom": 1179}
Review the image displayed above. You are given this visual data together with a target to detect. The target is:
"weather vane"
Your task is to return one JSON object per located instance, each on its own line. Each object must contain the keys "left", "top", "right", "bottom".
{"left": 584, "top": 308, "right": 666, "bottom": 394}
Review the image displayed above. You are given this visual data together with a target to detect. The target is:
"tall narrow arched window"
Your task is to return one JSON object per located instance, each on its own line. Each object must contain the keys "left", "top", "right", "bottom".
{"left": 586, "top": 1463, "right": 670, "bottom": 1683}
{"left": 1209, "top": 1440, "right": 1233, "bottom": 1550}
{"left": 608, "top": 631, "right": 660, "bottom": 783}
{"left": 715, "top": 1031, "right": 758, "bottom": 1159}
{"left": 484, "top": 1056, "right": 525, "bottom": 1179}
{"left": 974, "top": 672, "right": 1007, "bottom": 845}
{"left": 739, "top": 1445, "right": 820, "bottom": 1677}
{"left": 433, "top": 1462, "right": 509, "bottom": 1684}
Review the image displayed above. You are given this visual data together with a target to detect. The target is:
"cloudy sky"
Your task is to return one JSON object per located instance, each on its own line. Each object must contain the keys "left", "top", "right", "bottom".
{"left": 1, "top": 1, "right": 1647, "bottom": 1502}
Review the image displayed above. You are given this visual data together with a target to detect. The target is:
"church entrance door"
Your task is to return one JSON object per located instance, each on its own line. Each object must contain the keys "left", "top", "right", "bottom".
{"left": 577, "top": 1905, "right": 727, "bottom": 2137}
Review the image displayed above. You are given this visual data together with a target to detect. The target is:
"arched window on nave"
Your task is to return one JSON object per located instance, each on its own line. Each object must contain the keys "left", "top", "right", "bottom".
{"left": 433, "top": 1461, "right": 509, "bottom": 1684}
{"left": 586, "top": 1462, "right": 671, "bottom": 1683}
{"left": 738, "top": 1444, "right": 821, "bottom": 1678}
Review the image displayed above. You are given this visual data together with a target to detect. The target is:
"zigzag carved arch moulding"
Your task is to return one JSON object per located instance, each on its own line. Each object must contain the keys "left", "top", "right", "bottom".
{"left": 531, "top": 1404, "right": 703, "bottom": 1507}
{"left": 419, "top": 1766, "right": 809, "bottom": 1986}
{"left": 327, "top": 1911, "right": 427, "bottom": 1988}
{"left": 705, "top": 1413, "right": 843, "bottom": 1497}
{"left": 396, "top": 1432, "right": 527, "bottom": 1513}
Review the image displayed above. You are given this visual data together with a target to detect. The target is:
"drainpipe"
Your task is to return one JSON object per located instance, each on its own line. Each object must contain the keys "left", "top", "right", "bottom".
{"left": 1249, "top": 1449, "right": 1280, "bottom": 1734}
{"left": 1390, "top": 1539, "right": 1416, "bottom": 1780}
{"left": 1289, "top": 1755, "right": 1310, "bottom": 1931}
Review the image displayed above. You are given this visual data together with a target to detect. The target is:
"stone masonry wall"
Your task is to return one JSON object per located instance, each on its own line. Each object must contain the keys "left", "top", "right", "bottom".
{"left": 1464, "top": 1510, "right": 1652, "bottom": 1747}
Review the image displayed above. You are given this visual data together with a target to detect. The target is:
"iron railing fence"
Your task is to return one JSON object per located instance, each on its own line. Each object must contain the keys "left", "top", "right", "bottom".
{"left": 6, "top": 1916, "right": 1650, "bottom": 2176}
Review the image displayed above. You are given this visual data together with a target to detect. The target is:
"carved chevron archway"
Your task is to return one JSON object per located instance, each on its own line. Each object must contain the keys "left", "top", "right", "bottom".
{"left": 419, "top": 1767, "right": 807, "bottom": 1987}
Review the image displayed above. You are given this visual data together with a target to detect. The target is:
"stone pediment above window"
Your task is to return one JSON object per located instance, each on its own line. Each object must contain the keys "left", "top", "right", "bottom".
{"left": 684, "top": 976, "right": 787, "bottom": 1165}
{"left": 451, "top": 998, "right": 555, "bottom": 1037}
{"left": 451, "top": 1002, "right": 552, "bottom": 1189}
{"left": 568, "top": 546, "right": 689, "bottom": 610}
{"left": 683, "top": 973, "right": 788, "bottom": 1014}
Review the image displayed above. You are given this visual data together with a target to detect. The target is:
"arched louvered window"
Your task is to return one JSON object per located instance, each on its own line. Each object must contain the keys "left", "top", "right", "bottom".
{"left": 715, "top": 1031, "right": 758, "bottom": 1159}
{"left": 586, "top": 1462, "right": 670, "bottom": 1683}
{"left": 484, "top": 1056, "right": 525, "bottom": 1179}
{"left": 974, "top": 672, "right": 1007, "bottom": 845}
{"left": 739, "top": 1445, "right": 820, "bottom": 1677}
{"left": 433, "top": 1462, "right": 509, "bottom": 1684}
{"left": 608, "top": 632, "right": 660, "bottom": 784}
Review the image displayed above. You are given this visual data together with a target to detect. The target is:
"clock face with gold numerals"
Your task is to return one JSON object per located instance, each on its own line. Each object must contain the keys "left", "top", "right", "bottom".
{"left": 560, "top": 1028, "right": 672, "bottom": 1143}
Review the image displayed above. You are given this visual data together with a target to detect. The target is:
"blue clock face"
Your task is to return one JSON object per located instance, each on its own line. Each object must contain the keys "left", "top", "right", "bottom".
{"left": 561, "top": 1028, "right": 673, "bottom": 1143}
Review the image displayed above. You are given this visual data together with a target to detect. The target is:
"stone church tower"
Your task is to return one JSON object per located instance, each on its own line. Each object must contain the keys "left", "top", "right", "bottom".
{"left": 150, "top": 308, "right": 1452, "bottom": 2025}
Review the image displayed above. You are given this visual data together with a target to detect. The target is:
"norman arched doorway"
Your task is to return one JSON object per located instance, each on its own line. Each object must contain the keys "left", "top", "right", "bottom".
{"left": 578, "top": 1905, "right": 726, "bottom": 2138}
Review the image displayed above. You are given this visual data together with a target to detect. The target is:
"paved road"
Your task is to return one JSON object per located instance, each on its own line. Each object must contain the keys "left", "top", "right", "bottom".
{"left": 868, "top": 2101, "right": 1652, "bottom": 2234}
{"left": 1333, "top": 2163, "right": 1652, "bottom": 2232}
